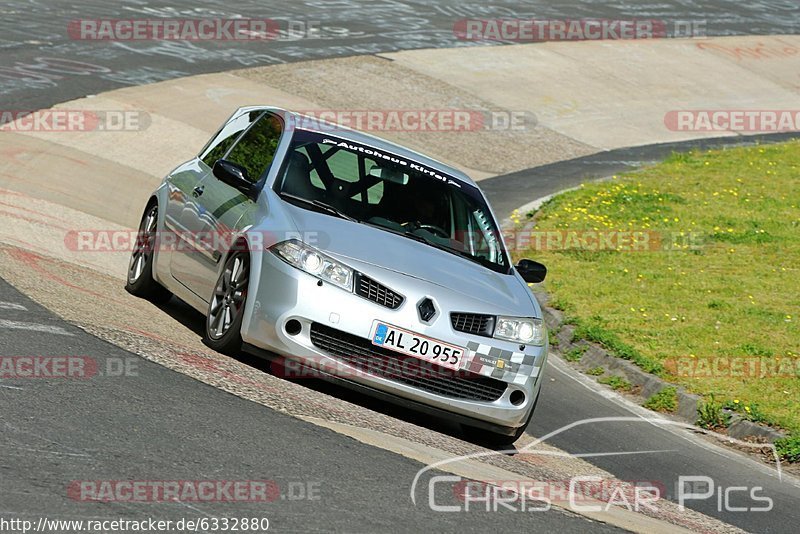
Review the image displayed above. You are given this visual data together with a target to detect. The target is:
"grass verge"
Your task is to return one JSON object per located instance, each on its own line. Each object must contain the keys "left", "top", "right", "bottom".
{"left": 516, "top": 141, "right": 800, "bottom": 459}
{"left": 644, "top": 387, "right": 678, "bottom": 413}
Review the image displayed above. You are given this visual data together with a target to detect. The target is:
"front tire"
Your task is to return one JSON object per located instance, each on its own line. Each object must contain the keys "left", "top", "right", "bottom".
{"left": 125, "top": 203, "right": 172, "bottom": 303}
{"left": 203, "top": 251, "right": 250, "bottom": 355}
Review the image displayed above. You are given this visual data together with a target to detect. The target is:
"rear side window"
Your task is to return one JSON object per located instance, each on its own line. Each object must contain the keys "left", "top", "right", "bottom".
{"left": 199, "top": 110, "right": 263, "bottom": 168}
{"left": 225, "top": 113, "right": 283, "bottom": 183}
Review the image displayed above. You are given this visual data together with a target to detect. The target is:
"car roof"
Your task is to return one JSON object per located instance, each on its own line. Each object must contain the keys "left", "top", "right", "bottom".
{"left": 243, "top": 106, "right": 480, "bottom": 190}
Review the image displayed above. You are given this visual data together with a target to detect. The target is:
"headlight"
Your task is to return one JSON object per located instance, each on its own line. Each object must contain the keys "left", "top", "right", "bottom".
{"left": 271, "top": 240, "right": 353, "bottom": 291}
{"left": 494, "top": 316, "right": 545, "bottom": 346}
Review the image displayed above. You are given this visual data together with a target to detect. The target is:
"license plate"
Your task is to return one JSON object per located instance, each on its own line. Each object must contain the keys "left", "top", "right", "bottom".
{"left": 371, "top": 322, "right": 464, "bottom": 371}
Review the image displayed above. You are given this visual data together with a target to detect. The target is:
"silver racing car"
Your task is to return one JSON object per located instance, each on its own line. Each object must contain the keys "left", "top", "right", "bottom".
{"left": 126, "top": 107, "right": 548, "bottom": 444}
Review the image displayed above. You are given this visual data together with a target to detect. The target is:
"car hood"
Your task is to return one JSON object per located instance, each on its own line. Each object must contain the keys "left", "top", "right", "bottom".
{"left": 280, "top": 203, "right": 535, "bottom": 315}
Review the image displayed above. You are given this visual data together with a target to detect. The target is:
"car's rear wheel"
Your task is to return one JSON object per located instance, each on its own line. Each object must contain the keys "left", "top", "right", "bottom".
{"left": 125, "top": 203, "right": 172, "bottom": 303}
{"left": 204, "top": 250, "right": 250, "bottom": 355}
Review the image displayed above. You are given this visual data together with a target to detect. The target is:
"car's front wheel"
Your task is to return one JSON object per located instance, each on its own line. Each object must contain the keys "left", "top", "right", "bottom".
{"left": 125, "top": 203, "right": 172, "bottom": 303}
{"left": 204, "top": 250, "right": 250, "bottom": 355}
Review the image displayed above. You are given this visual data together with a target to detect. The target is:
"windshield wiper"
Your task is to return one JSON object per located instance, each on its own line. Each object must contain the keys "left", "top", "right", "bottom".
{"left": 279, "top": 192, "right": 359, "bottom": 223}
{"left": 403, "top": 231, "right": 482, "bottom": 263}
{"left": 401, "top": 230, "right": 510, "bottom": 272}
{"left": 380, "top": 225, "right": 499, "bottom": 270}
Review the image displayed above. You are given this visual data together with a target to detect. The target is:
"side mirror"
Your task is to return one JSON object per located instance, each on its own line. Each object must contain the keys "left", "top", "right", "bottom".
{"left": 213, "top": 159, "right": 254, "bottom": 197}
{"left": 516, "top": 259, "right": 547, "bottom": 283}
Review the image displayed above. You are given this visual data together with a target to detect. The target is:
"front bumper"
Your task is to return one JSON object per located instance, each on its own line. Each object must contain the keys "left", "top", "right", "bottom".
{"left": 241, "top": 252, "right": 548, "bottom": 431}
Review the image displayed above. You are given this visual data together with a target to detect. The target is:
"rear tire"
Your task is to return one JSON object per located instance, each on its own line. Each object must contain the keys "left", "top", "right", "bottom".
{"left": 203, "top": 250, "right": 250, "bottom": 355}
{"left": 125, "top": 203, "right": 172, "bottom": 304}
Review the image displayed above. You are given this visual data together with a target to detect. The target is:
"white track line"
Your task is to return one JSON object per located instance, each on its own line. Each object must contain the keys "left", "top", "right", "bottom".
{"left": 546, "top": 356, "right": 800, "bottom": 488}
{"left": 0, "top": 319, "right": 74, "bottom": 336}
{"left": 0, "top": 301, "right": 27, "bottom": 311}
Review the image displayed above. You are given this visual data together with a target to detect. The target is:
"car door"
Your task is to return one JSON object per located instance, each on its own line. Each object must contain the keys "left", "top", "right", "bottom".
{"left": 168, "top": 109, "right": 265, "bottom": 296}
{"left": 173, "top": 111, "right": 284, "bottom": 301}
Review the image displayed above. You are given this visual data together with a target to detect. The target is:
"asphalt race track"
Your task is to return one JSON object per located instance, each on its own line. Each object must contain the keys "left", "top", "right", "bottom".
{"left": 0, "top": 278, "right": 624, "bottom": 532}
{"left": 2, "top": 1, "right": 800, "bottom": 533}
{"left": 3, "top": 0, "right": 800, "bottom": 111}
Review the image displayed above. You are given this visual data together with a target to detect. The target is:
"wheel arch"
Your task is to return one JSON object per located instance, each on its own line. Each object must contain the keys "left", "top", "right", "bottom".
{"left": 145, "top": 193, "right": 169, "bottom": 287}
{"left": 217, "top": 233, "right": 265, "bottom": 346}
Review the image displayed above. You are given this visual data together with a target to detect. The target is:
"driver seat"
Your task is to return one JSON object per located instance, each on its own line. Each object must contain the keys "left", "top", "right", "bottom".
{"left": 282, "top": 151, "right": 319, "bottom": 200}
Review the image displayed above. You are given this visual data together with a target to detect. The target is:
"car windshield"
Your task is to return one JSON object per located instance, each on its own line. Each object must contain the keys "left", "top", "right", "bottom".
{"left": 275, "top": 129, "right": 510, "bottom": 274}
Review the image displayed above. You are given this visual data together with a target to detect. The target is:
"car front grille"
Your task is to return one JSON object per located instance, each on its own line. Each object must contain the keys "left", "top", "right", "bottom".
{"left": 309, "top": 323, "right": 507, "bottom": 402}
{"left": 354, "top": 273, "right": 404, "bottom": 309}
{"left": 450, "top": 313, "right": 495, "bottom": 337}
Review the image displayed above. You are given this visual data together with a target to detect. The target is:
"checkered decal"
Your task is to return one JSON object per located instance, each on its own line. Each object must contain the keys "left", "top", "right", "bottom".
{"left": 463, "top": 341, "right": 543, "bottom": 385}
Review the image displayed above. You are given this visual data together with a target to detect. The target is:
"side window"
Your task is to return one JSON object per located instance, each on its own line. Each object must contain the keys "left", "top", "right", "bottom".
{"left": 226, "top": 113, "right": 283, "bottom": 183}
{"left": 469, "top": 207, "right": 505, "bottom": 266}
{"left": 200, "top": 110, "right": 263, "bottom": 168}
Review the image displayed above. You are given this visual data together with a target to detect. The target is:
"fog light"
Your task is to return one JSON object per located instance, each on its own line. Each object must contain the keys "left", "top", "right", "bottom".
{"left": 285, "top": 319, "right": 302, "bottom": 336}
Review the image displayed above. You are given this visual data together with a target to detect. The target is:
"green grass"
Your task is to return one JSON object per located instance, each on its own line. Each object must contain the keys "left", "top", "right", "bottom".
{"left": 775, "top": 435, "right": 800, "bottom": 463}
{"left": 644, "top": 387, "right": 678, "bottom": 413}
{"left": 697, "top": 395, "right": 731, "bottom": 430}
{"left": 563, "top": 346, "right": 587, "bottom": 362}
{"left": 586, "top": 367, "right": 605, "bottom": 376}
{"left": 571, "top": 319, "right": 663, "bottom": 374}
{"left": 597, "top": 375, "right": 632, "bottom": 392}
{"left": 723, "top": 399, "right": 770, "bottom": 424}
{"left": 517, "top": 141, "right": 800, "bottom": 457}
